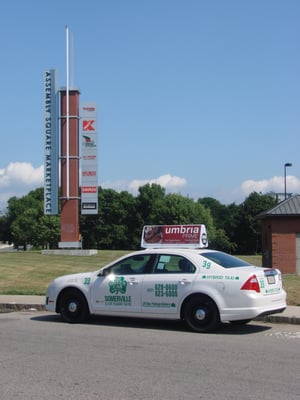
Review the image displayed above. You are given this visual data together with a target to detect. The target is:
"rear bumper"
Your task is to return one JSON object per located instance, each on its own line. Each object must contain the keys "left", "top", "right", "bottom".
{"left": 220, "top": 288, "right": 287, "bottom": 322}
{"left": 220, "top": 301, "right": 287, "bottom": 322}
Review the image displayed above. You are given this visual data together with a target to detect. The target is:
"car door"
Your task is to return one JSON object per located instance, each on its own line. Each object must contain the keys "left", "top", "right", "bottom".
{"left": 90, "top": 254, "right": 152, "bottom": 314}
{"left": 141, "top": 254, "right": 197, "bottom": 315}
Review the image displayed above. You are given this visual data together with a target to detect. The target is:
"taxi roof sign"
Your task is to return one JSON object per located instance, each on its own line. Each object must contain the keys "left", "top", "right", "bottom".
{"left": 141, "top": 224, "right": 208, "bottom": 249}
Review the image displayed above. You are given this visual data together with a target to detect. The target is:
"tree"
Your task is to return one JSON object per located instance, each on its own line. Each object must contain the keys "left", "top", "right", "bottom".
{"left": 33, "top": 215, "right": 60, "bottom": 249}
{"left": 136, "top": 184, "right": 166, "bottom": 224}
{"left": 0, "top": 212, "right": 12, "bottom": 244}
{"left": 8, "top": 189, "right": 44, "bottom": 249}
{"left": 198, "top": 197, "right": 240, "bottom": 252}
{"left": 3, "top": 188, "right": 59, "bottom": 249}
{"left": 80, "top": 188, "right": 139, "bottom": 249}
{"left": 235, "top": 192, "right": 277, "bottom": 254}
{"left": 0, "top": 185, "right": 278, "bottom": 253}
{"left": 159, "top": 194, "right": 213, "bottom": 227}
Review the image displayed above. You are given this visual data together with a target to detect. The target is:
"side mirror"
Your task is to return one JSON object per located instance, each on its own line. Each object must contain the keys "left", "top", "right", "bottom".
{"left": 98, "top": 269, "right": 108, "bottom": 277}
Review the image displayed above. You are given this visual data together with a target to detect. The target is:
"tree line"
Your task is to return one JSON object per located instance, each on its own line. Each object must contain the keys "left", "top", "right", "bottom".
{"left": 0, "top": 184, "right": 277, "bottom": 253}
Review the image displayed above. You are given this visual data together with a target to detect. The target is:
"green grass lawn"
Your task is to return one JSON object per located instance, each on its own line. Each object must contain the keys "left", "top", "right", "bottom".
{"left": 0, "top": 250, "right": 128, "bottom": 295}
{"left": 0, "top": 250, "right": 299, "bottom": 305}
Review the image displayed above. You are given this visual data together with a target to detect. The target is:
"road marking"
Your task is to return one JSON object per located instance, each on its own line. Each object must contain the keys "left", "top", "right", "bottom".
{"left": 267, "top": 331, "right": 300, "bottom": 339}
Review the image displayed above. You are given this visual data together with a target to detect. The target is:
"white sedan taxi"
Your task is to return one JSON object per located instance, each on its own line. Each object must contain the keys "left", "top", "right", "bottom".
{"left": 45, "top": 225, "right": 286, "bottom": 332}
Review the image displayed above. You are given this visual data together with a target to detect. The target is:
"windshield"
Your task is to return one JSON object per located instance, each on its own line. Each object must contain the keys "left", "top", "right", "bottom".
{"left": 201, "top": 251, "right": 252, "bottom": 268}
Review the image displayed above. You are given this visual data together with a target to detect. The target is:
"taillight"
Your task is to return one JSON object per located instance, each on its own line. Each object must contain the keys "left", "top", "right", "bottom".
{"left": 278, "top": 272, "right": 284, "bottom": 289}
{"left": 241, "top": 275, "right": 260, "bottom": 293}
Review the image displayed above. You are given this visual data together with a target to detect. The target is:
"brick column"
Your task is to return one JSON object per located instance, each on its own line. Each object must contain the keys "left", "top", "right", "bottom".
{"left": 59, "top": 89, "right": 80, "bottom": 248}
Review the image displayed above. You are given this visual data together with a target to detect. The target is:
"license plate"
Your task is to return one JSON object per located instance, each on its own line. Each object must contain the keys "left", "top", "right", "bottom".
{"left": 267, "top": 275, "right": 276, "bottom": 284}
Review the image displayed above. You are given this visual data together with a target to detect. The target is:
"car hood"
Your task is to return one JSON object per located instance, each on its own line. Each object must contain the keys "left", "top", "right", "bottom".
{"left": 51, "top": 271, "right": 94, "bottom": 286}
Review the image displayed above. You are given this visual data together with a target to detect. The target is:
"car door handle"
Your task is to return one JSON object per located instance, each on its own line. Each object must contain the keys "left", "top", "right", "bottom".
{"left": 128, "top": 279, "right": 139, "bottom": 285}
{"left": 179, "top": 279, "right": 192, "bottom": 285}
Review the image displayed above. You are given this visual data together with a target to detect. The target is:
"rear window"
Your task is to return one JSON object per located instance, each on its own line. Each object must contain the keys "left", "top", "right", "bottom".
{"left": 201, "top": 251, "right": 251, "bottom": 268}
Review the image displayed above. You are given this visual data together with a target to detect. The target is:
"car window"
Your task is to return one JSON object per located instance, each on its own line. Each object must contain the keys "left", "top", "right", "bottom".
{"left": 201, "top": 251, "right": 251, "bottom": 268}
{"left": 108, "top": 254, "right": 152, "bottom": 275}
{"left": 153, "top": 254, "right": 196, "bottom": 274}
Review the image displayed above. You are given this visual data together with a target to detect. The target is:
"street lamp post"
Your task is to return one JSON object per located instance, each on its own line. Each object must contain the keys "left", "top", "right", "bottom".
{"left": 284, "top": 162, "right": 292, "bottom": 200}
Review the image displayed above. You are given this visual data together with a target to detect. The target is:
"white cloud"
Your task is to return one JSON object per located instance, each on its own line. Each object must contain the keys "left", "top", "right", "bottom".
{"left": 0, "top": 167, "right": 187, "bottom": 212}
{"left": 0, "top": 162, "right": 43, "bottom": 187}
{"left": 241, "top": 175, "right": 300, "bottom": 197}
{"left": 128, "top": 174, "right": 187, "bottom": 193}
{"left": 0, "top": 162, "right": 43, "bottom": 211}
{"left": 1, "top": 161, "right": 299, "bottom": 212}
{"left": 102, "top": 174, "right": 186, "bottom": 194}
{"left": 213, "top": 175, "right": 300, "bottom": 205}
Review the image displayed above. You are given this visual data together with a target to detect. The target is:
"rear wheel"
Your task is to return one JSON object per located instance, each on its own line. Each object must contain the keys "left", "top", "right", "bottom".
{"left": 183, "top": 295, "right": 220, "bottom": 333}
{"left": 59, "top": 289, "right": 89, "bottom": 323}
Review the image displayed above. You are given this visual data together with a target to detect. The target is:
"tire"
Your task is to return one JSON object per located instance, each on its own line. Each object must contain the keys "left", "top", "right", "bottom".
{"left": 183, "top": 295, "right": 220, "bottom": 333}
{"left": 59, "top": 289, "right": 89, "bottom": 323}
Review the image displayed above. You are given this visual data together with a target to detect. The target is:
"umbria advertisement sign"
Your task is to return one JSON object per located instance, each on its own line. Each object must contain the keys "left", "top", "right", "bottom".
{"left": 141, "top": 225, "right": 208, "bottom": 248}
{"left": 44, "top": 69, "right": 58, "bottom": 215}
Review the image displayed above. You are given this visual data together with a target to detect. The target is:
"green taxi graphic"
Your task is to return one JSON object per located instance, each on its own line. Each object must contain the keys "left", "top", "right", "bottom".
{"left": 109, "top": 277, "right": 127, "bottom": 295}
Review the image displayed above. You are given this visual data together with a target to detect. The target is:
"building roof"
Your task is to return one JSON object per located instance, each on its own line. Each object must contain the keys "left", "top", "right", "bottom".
{"left": 258, "top": 194, "right": 300, "bottom": 218}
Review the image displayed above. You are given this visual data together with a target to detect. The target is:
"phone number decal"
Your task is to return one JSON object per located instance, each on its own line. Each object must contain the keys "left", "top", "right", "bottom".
{"left": 155, "top": 284, "right": 178, "bottom": 297}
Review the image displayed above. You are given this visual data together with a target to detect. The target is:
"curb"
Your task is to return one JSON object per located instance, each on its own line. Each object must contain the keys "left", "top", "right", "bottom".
{"left": 0, "top": 304, "right": 45, "bottom": 313}
{"left": 256, "top": 314, "right": 300, "bottom": 325}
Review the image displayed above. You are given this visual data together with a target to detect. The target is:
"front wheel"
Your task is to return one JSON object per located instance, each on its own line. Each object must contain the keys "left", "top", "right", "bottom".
{"left": 183, "top": 295, "right": 220, "bottom": 333}
{"left": 59, "top": 289, "right": 89, "bottom": 323}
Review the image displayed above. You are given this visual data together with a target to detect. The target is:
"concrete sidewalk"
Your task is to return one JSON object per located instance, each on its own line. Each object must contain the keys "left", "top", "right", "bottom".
{"left": 0, "top": 295, "right": 299, "bottom": 324}
{"left": 0, "top": 295, "right": 45, "bottom": 312}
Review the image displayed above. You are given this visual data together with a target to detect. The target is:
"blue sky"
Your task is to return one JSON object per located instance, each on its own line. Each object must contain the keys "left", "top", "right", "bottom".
{"left": 1, "top": 0, "right": 300, "bottom": 211}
